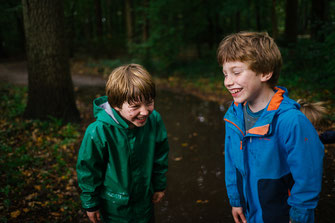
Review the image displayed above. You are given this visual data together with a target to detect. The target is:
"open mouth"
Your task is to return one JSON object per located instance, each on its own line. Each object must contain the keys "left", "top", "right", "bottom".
{"left": 136, "top": 117, "right": 147, "bottom": 123}
{"left": 230, "top": 88, "right": 242, "bottom": 95}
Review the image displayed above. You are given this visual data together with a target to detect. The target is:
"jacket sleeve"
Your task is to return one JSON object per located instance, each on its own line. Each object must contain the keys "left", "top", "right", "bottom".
{"left": 152, "top": 113, "right": 169, "bottom": 192}
{"left": 281, "top": 112, "right": 324, "bottom": 223}
{"left": 76, "top": 126, "right": 107, "bottom": 209}
{"left": 224, "top": 123, "right": 242, "bottom": 207}
{"left": 319, "top": 130, "right": 335, "bottom": 144}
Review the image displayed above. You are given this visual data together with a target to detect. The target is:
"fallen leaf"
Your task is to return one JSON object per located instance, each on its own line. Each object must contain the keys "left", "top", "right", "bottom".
{"left": 196, "top": 199, "right": 209, "bottom": 204}
{"left": 173, "top": 157, "right": 183, "bottom": 161}
{"left": 34, "top": 185, "right": 41, "bottom": 191}
{"left": 181, "top": 143, "right": 188, "bottom": 147}
{"left": 23, "top": 208, "right": 29, "bottom": 213}
{"left": 25, "top": 193, "right": 37, "bottom": 200}
{"left": 10, "top": 210, "right": 21, "bottom": 218}
{"left": 51, "top": 212, "right": 61, "bottom": 217}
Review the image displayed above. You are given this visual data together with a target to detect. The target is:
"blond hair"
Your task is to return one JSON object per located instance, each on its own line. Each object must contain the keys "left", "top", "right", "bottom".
{"left": 106, "top": 64, "right": 155, "bottom": 108}
{"left": 297, "top": 99, "right": 327, "bottom": 128}
{"left": 217, "top": 31, "right": 282, "bottom": 88}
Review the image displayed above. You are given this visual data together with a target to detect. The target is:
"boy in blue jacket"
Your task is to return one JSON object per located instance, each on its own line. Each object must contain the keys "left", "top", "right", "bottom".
{"left": 217, "top": 32, "right": 324, "bottom": 223}
{"left": 76, "top": 64, "right": 169, "bottom": 223}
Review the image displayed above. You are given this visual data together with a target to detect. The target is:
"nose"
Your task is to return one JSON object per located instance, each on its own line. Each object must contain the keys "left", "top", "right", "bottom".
{"left": 139, "top": 105, "right": 150, "bottom": 116}
{"left": 224, "top": 74, "right": 233, "bottom": 87}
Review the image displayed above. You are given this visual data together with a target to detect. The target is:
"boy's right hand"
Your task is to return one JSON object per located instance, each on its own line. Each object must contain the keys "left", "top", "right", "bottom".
{"left": 232, "top": 207, "right": 247, "bottom": 223}
{"left": 86, "top": 210, "right": 101, "bottom": 223}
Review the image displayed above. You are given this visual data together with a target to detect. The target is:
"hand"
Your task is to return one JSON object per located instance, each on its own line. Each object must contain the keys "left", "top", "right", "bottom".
{"left": 232, "top": 207, "right": 247, "bottom": 223}
{"left": 86, "top": 210, "right": 101, "bottom": 223}
{"left": 152, "top": 191, "right": 165, "bottom": 203}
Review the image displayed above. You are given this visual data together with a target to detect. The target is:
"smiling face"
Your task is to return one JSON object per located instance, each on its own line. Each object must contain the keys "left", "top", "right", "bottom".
{"left": 223, "top": 61, "right": 274, "bottom": 111}
{"left": 114, "top": 99, "right": 154, "bottom": 128}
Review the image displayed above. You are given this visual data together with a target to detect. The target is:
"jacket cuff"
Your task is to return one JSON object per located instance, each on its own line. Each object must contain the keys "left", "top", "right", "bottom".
{"left": 85, "top": 206, "right": 100, "bottom": 212}
{"left": 290, "top": 207, "right": 314, "bottom": 223}
{"left": 152, "top": 178, "right": 167, "bottom": 192}
{"left": 154, "top": 188, "right": 166, "bottom": 192}
{"left": 80, "top": 193, "right": 101, "bottom": 210}
{"left": 229, "top": 197, "right": 241, "bottom": 207}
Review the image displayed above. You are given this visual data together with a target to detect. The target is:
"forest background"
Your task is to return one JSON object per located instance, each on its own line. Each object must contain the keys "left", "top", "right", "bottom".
{"left": 1, "top": 0, "right": 335, "bottom": 222}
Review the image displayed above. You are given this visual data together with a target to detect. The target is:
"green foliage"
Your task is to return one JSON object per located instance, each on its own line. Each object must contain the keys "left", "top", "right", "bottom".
{"left": 280, "top": 29, "right": 335, "bottom": 102}
{"left": 0, "top": 84, "right": 83, "bottom": 222}
{"left": 0, "top": 0, "right": 23, "bottom": 57}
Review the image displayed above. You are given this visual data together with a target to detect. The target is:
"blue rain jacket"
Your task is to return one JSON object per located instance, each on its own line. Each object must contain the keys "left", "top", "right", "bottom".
{"left": 224, "top": 87, "right": 324, "bottom": 223}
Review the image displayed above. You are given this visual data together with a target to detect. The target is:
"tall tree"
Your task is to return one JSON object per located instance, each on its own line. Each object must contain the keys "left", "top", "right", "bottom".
{"left": 125, "top": 0, "right": 134, "bottom": 45}
{"left": 142, "top": 0, "right": 149, "bottom": 42}
{"left": 284, "top": 0, "right": 298, "bottom": 43}
{"left": 271, "top": 0, "right": 278, "bottom": 39}
{"left": 22, "top": 0, "right": 80, "bottom": 122}
{"left": 311, "top": 0, "right": 328, "bottom": 41}
{"left": 94, "top": 0, "right": 103, "bottom": 37}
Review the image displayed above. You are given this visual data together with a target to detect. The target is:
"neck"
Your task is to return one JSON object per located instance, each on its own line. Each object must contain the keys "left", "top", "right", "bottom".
{"left": 248, "top": 87, "right": 275, "bottom": 113}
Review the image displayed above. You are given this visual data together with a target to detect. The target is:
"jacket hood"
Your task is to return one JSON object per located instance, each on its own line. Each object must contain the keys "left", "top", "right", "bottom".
{"left": 229, "top": 86, "right": 300, "bottom": 115}
{"left": 224, "top": 86, "right": 301, "bottom": 136}
{"left": 93, "top": 96, "right": 129, "bottom": 128}
{"left": 268, "top": 86, "right": 300, "bottom": 114}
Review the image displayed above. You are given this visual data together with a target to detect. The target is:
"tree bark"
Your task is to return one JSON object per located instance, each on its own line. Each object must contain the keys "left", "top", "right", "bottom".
{"left": 271, "top": 0, "right": 278, "bottom": 39}
{"left": 94, "top": 0, "right": 103, "bottom": 37}
{"left": 125, "top": 0, "right": 133, "bottom": 45}
{"left": 255, "top": 3, "right": 262, "bottom": 31}
{"left": 284, "top": 0, "right": 298, "bottom": 43}
{"left": 142, "top": 0, "right": 149, "bottom": 42}
{"left": 311, "top": 0, "right": 328, "bottom": 41}
{"left": 235, "top": 11, "right": 240, "bottom": 32}
{"left": 22, "top": 0, "right": 80, "bottom": 122}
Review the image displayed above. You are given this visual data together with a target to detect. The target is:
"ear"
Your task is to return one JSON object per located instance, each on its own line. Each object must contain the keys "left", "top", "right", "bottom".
{"left": 260, "top": 72, "right": 273, "bottom": 82}
{"left": 113, "top": 106, "right": 121, "bottom": 112}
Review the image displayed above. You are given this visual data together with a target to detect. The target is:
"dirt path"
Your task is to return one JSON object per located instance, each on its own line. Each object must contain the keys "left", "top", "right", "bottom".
{"left": 0, "top": 61, "right": 106, "bottom": 87}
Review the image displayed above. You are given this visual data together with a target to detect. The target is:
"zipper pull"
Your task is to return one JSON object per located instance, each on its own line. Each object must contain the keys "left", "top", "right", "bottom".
{"left": 250, "top": 137, "right": 252, "bottom": 143}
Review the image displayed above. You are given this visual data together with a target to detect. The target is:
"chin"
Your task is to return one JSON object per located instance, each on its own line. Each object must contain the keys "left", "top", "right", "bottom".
{"left": 134, "top": 121, "right": 147, "bottom": 127}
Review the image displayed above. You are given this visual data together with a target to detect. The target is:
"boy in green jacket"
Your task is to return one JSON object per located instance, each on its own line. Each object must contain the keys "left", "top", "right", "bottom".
{"left": 76, "top": 64, "right": 169, "bottom": 223}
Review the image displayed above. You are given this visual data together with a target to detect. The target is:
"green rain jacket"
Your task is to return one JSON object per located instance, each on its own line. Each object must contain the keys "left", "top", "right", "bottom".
{"left": 76, "top": 96, "right": 169, "bottom": 223}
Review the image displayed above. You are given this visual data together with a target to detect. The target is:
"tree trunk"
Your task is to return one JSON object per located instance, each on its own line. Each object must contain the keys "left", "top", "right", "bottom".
{"left": 22, "top": 0, "right": 80, "bottom": 122}
{"left": 125, "top": 0, "right": 133, "bottom": 45}
{"left": 94, "top": 0, "right": 103, "bottom": 37}
{"left": 142, "top": 0, "right": 149, "bottom": 42}
{"left": 255, "top": 4, "right": 262, "bottom": 31}
{"left": 311, "top": 0, "right": 328, "bottom": 41}
{"left": 271, "top": 0, "right": 278, "bottom": 39}
{"left": 235, "top": 11, "right": 240, "bottom": 32}
{"left": 0, "top": 31, "right": 5, "bottom": 58}
{"left": 284, "top": 0, "right": 298, "bottom": 43}
{"left": 106, "top": 0, "right": 113, "bottom": 36}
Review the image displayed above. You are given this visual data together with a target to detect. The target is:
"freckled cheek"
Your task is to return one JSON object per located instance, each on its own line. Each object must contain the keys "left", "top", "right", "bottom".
{"left": 127, "top": 111, "right": 136, "bottom": 118}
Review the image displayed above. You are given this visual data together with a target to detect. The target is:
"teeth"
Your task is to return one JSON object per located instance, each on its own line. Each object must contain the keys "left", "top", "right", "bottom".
{"left": 231, "top": 89, "right": 242, "bottom": 93}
